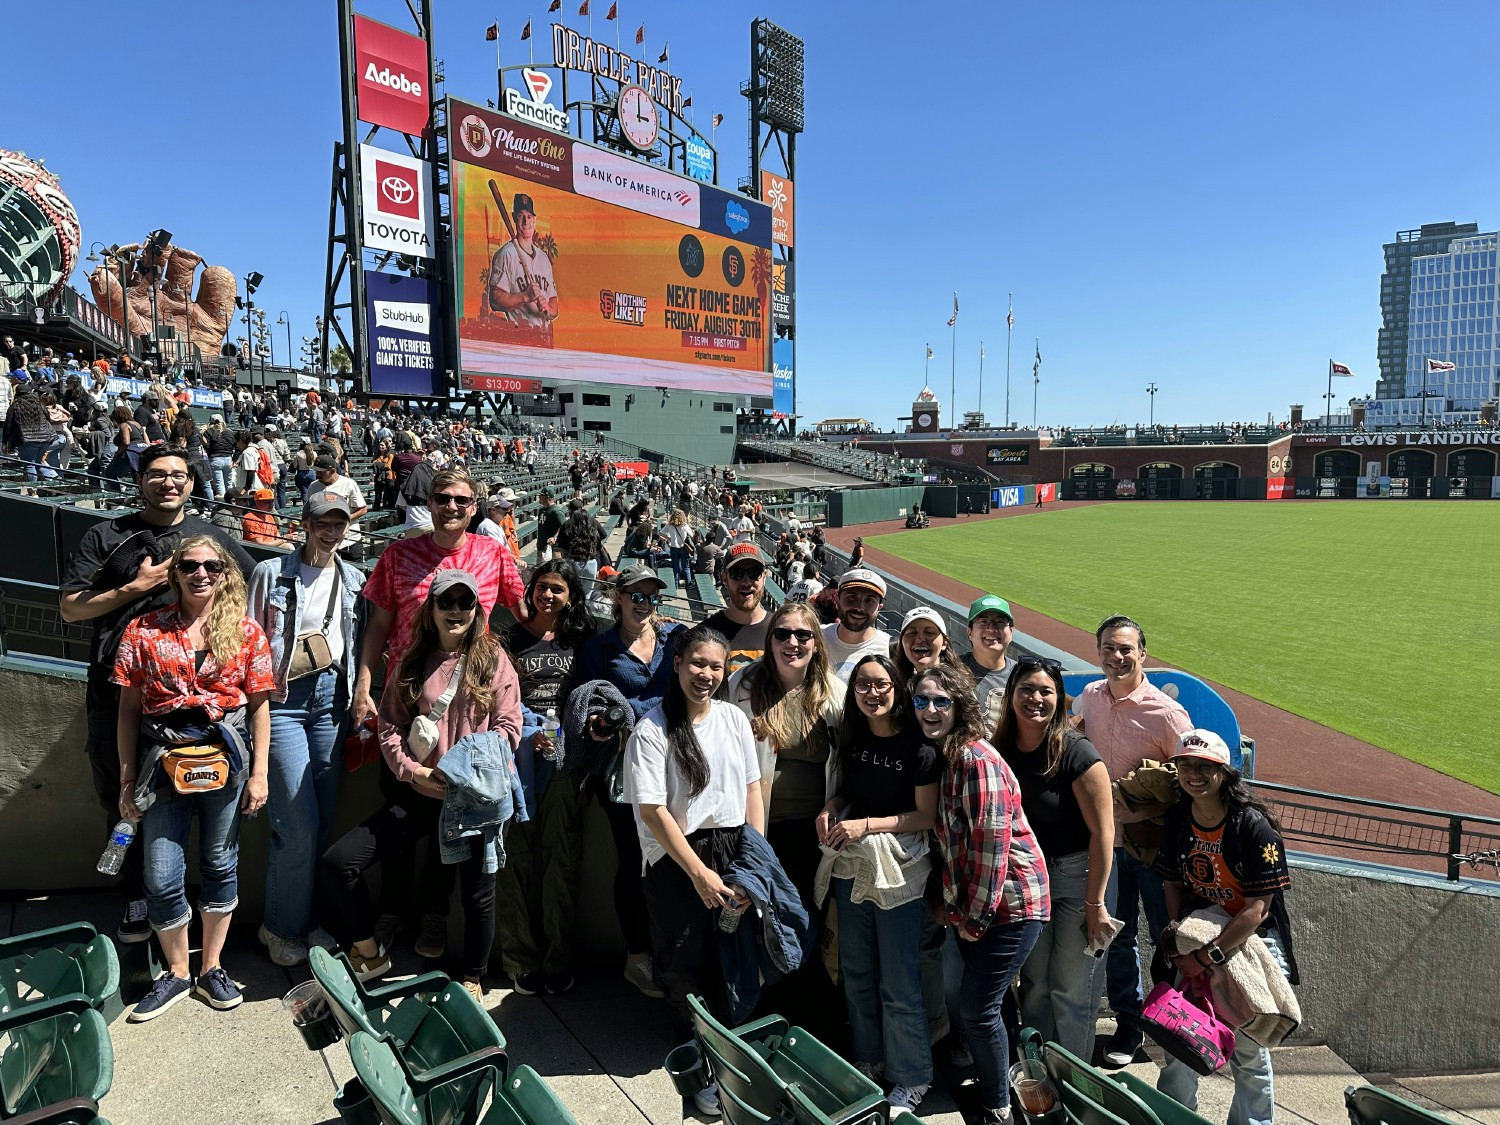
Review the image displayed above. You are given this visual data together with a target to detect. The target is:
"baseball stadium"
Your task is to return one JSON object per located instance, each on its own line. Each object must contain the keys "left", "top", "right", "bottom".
{"left": 0, "top": 3, "right": 1497, "bottom": 1125}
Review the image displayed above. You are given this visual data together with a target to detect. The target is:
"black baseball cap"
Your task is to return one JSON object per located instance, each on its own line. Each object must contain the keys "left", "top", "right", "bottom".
{"left": 513, "top": 193, "right": 535, "bottom": 215}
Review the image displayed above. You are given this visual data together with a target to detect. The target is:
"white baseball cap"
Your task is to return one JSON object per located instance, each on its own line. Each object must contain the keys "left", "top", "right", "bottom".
{"left": 1173, "top": 729, "right": 1232, "bottom": 767}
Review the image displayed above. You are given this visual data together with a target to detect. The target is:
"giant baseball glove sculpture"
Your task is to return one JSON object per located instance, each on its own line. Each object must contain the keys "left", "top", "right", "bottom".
{"left": 88, "top": 240, "right": 238, "bottom": 355}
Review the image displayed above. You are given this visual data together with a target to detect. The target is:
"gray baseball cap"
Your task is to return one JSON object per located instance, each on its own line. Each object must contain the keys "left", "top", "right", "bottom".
{"left": 429, "top": 569, "right": 481, "bottom": 600}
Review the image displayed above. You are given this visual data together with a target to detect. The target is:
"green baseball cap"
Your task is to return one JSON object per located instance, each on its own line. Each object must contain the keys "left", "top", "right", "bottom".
{"left": 967, "top": 595, "right": 1014, "bottom": 625}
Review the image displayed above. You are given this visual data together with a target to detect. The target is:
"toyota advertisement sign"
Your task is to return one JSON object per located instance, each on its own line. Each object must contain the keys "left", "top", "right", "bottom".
{"left": 365, "top": 272, "right": 441, "bottom": 397}
{"left": 359, "top": 144, "right": 434, "bottom": 257}
{"left": 353, "top": 14, "right": 431, "bottom": 137}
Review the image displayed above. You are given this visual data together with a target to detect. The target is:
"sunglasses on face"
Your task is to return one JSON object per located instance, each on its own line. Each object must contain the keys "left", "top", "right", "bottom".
{"left": 771, "top": 627, "right": 815, "bottom": 644}
{"left": 912, "top": 694, "right": 953, "bottom": 712}
{"left": 628, "top": 592, "right": 663, "bottom": 606}
{"left": 435, "top": 593, "right": 477, "bottom": 611}
{"left": 175, "top": 558, "right": 226, "bottom": 576}
{"left": 430, "top": 493, "right": 474, "bottom": 508}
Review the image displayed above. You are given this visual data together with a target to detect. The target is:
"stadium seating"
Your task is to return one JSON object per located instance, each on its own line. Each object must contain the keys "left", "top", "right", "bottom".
{"left": 0, "top": 923, "right": 121, "bottom": 1024}
{"left": 0, "top": 998, "right": 114, "bottom": 1119}
{"left": 1344, "top": 1084, "right": 1452, "bottom": 1124}
{"left": 1019, "top": 1027, "right": 1211, "bottom": 1125}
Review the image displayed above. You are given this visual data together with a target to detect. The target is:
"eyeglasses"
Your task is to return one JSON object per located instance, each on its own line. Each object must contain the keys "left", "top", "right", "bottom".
{"left": 628, "top": 592, "right": 663, "bottom": 606}
{"left": 853, "top": 679, "right": 894, "bottom": 695}
{"left": 1015, "top": 656, "right": 1062, "bottom": 673}
{"left": 725, "top": 568, "right": 764, "bottom": 583}
{"left": 771, "top": 627, "right": 815, "bottom": 643}
{"left": 143, "top": 471, "right": 190, "bottom": 485}
{"left": 430, "top": 493, "right": 474, "bottom": 508}
{"left": 435, "top": 593, "right": 477, "bottom": 611}
{"left": 1175, "top": 760, "right": 1221, "bottom": 776}
{"left": 175, "top": 558, "right": 226, "bottom": 576}
{"left": 912, "top": 694, "right": 953, "bottom": 711}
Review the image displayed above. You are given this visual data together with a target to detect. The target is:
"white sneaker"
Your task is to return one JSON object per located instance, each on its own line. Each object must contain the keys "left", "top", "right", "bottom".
{"left": 258, "top": 924, "right": 309, "bottom": 967}
{"left": 887, "top": 1084, "right": 928, "bottom": 1115}
{"left": 623, "top": 954, "right": 665, "bottom": 999}
{"left": 691, "top": 1082, "right": 722, "bottom": 1118}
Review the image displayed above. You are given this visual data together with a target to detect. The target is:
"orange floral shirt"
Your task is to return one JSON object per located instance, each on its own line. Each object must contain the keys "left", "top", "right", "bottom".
{"left": 111, "top": 607, "right": 275, "bottom": 718}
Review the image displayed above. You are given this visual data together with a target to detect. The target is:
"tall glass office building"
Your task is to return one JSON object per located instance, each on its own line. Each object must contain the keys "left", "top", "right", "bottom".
{"left": 1366, "top": 226, "right": 1499, "bottom": 427}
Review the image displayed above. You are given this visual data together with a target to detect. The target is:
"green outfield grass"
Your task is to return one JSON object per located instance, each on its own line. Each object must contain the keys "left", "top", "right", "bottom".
{"left": 871, "top": 502, "right": 1500, "bottom": 794}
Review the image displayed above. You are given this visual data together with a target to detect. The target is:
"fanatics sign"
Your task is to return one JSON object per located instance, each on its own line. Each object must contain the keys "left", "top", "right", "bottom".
{"left": 359, "top": 144, "right": 434, "bottom": 257}
{"left": 353, "top": 14, "right": 432, "bottom": 136}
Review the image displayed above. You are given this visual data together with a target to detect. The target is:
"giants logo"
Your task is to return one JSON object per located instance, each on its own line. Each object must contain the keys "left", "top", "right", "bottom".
{"left": 599, "top": 290, "right": 646, "bottom": 326}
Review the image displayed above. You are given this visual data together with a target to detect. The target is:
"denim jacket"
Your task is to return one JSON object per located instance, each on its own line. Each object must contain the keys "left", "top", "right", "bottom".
{"left": 437, "top": 730, "right": 529, "bottom": 874}
{"left": 246, "top": 549, "right": 366, "bottom": 703}
{"left": 718, "top": 824, "right": 814, "bottom": 1023}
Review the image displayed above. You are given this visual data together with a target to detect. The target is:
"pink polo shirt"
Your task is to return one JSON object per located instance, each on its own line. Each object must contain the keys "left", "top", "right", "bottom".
{"left": 1077, "top": 676, "right": 1193, "bottom": 782}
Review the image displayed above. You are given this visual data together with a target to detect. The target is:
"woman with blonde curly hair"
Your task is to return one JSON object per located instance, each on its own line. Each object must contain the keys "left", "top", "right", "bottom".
{"left": 112, "top": 535, "right": 275, "bottom": 1022}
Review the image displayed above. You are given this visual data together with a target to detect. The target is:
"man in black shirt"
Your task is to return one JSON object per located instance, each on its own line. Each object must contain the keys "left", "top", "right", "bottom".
{"left": 533, "top": 490, "right": 563, "bottom": 566}
{"left": 133, "top": 393, "right": 166, "bottom": 443}
{"left": 58, "top": 445, "right": 256, "bottom": 942}
{"left": 704, "top": 540, "right": 771, "bottom": 684}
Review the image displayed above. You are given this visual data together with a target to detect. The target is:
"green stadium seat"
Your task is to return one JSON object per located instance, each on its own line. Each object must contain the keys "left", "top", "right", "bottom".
{"left": 1019, "top": 1028, "right": 1211, "bottom": 1125}
{"left": 344, "top": 1030, "right": 518, "bottom": 1125}
{"left": 1344, "top": 1084, "right": 1452, "bottom": 1124}
{"left": 762, "top": 576, "right": 787, "bottom": 606}
{"left": 0, "top": 998, "right": 114, "bottom": 1118}
{"left": 3, "top": 1095, "right": 111, "bottom": 1124}
{"left": 0, "top": 923, "right": 120, "bottom": 1024}
{"left": 693, "top": 574, "right": 724, "bottom": 607}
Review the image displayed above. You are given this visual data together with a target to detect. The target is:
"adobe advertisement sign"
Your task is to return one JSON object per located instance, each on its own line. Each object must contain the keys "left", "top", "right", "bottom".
{"left": 353, "top": 14, "right": 431, "bottom": 137}
{"left": 365, "top": 273, "right": 441, "bottom": 396}
{"left": 359, "top": 144, "right": 434, "bottom": 257}
{"left": 450, "top": 98, "right": 773, "bottom": 395}
{"left": 761, "top": 171, "right": 794, "bottom": 246}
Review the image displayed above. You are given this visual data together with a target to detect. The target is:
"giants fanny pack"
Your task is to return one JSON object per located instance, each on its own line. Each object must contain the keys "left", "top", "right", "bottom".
{"left": 162, "top": 742, "right": 231, "bottom": 794}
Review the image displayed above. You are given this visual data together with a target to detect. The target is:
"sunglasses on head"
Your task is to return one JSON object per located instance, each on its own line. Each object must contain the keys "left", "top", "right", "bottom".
{"left": 771, "top": 626, "right": 815, "bottom": 644}
{"left": 629, "top": 591, "right": 663, "bottom": 606}
{"left": 435, "top": 593, "right": 477, "bottom": 611}
{"left": 175, "top": 558, "right": 226, "bottom": 576}
{"left": 912, "top": 693, "right": 953, "bottom": 711}
{"left": 1015, "top": 656, "right": 1062, "bottom": 673}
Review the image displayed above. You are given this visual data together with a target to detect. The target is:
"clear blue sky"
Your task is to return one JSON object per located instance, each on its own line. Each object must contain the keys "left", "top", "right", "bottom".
{"left": 10, "top": 0, "right": 1499, "bottom": 429}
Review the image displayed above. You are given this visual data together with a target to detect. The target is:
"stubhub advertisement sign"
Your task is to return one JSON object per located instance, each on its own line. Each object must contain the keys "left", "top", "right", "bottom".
{"left": 773, "top": 337, "right": 794, "bottom": 418}
{"left": 366, "top": 273, "right": 441, "bottom": 396}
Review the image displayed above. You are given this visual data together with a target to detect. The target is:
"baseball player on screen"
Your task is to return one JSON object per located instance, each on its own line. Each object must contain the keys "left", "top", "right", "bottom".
{"left": 488, "top": 191, "right": 558, "bottom": 329}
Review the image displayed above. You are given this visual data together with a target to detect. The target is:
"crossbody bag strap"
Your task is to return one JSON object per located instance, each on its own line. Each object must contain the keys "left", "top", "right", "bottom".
{"left": 428, "top": 654, "right": 466, "bottom": 722}
{"left": 319, "top": 564, "right": 341, "bottom": 633}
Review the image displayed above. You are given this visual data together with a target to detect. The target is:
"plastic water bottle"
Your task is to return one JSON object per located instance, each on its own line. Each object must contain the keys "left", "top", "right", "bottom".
{"left": 540, "top": 708, "right": 561, "bottom": 762}
{"left": 97, "top": 820, "right": 135, "bottom": 876}
{"left": 718, "top": 887, "right": 748, "bottom": 932}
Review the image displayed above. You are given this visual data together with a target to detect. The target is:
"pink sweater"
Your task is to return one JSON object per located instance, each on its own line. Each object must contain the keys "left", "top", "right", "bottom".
{"left": 379, "top": 648, "right": 522, "bottom": 788}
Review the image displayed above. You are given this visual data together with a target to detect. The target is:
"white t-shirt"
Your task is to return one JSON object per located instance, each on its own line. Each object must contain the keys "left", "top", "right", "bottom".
{"left": 237, "top": 446, "right": 262, "bottom": 490}
{"left": 665, "top": 523, "right": 693, "bottom": 549}
{"left": 734, "top": 516, "right": 756, "bottom": 539}
{"left": 625, "top": 700, "right": 761, "bottom": 868}
{"left": 787, "top": 576, "right": 824, "bottom": 604}
{"left": 296, "top": 561, "right": 346, "bottom": 664}
{"left": 821, "top": 622, "right": 893, "bottom": 682}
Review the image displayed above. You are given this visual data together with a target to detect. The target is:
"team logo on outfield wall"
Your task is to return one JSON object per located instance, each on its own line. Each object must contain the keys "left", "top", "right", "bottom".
{"left": 505, "top": 67, "right": 569, "bottom": 133}
{"left": 600, "top": 290, "right": 647, "bottom": 326}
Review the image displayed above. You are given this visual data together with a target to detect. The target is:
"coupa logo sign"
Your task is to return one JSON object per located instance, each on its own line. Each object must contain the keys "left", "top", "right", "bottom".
{"left": 505, "top": 67, "right": 569, "bottom": 132}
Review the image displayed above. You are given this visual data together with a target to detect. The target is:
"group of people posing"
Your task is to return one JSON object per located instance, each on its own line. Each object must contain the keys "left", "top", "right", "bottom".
{"left": 61, "top": 439, "right": 1294, "bottom": 1125}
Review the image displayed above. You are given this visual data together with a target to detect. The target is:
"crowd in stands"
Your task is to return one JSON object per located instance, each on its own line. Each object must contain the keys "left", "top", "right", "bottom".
{"left": 5, "top": 345, "right": 1301, "bottom": 1123}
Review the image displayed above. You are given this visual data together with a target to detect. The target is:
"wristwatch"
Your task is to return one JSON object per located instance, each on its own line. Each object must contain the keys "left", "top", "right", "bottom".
{"left": 1203, "top": 942, "right": 1227, "bottom": 965}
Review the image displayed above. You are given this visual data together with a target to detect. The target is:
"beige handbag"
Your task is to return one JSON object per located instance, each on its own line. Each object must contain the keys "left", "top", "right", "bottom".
{"left": 287, "top": 567, "right": 341, "bottom": 681}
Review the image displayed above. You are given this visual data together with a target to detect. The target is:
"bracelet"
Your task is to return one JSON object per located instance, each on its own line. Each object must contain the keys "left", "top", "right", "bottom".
{"left": 1084, "top": 899, "right": 1106, "bottom": 908}
{"left": 119, "top": 778, "right": 137, "bottom": 788}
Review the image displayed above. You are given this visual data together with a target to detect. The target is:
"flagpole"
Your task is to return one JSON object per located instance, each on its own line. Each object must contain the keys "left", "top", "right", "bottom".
{"left": 1326, "top": 358, "right": 1333, "bottom": 428}
{"left": 949, "top": 299, "right": 957, "bottom": 426}
{"left": 924, "top": 343, "right": 930, "bottom": 388}
{"left": 530, "top": 8, "right": 535, "bottom": 64}
{"left": 978, "top": 341, "right": 984, "bottom": 415}
{"left": 1005, "top": 293, "right": 1013, "bottom": 428}
{"left": 1032, "top": 337, "right": 1039, "bottom": 429}
{"left": 496, "top": 13, "right": 502, "bottom": 106}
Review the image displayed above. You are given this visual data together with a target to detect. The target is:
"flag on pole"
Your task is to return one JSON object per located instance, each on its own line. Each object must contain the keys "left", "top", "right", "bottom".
{"left": 1033, "top": 341, "right": 1041, "bottom": 383}
{"left": 548, "top": 0, "right": 561, "bottom": 10}
{"left": 926, "top": 345, "right": 934, "bottom": 360}
{"left": 682, "top": 95, "right": 692, "bottom": 108}
{"left": 635, "top": 24, "right": 644, "bottom": 44}
{"left": 485, "top": 22, "right": 498, "bottom": 40}
{"left": 1427, "top": 358, "right": 1456, "bottom": 372}
{"left": 947, "top": 293, "right": 959, "bottom": 327}
{"left": 520, "top": 19, "right": 532, "bottom": 40}
{"left": 605, "top": 2, "right": 617, "bottom": 19}
{"left": 1006, "top": 307, "right": 1014, "bottom": 331}
{"left": 712, "top": 113, "right": 723, "bottom": 128}
{"left": 1330, "top": 360, "right": 1355, "bottom": 377}
{"left": 578, "top": 0, "right": 589, "bottom": 15}
{"left": 980, "top": 343, "right": 986, "bottom": 360}
{"left": 658, "top": 42, "right": 669, "bottom": 62}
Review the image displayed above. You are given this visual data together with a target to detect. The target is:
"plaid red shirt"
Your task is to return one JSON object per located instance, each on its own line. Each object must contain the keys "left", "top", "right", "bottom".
{"left": 111, "top": 607, "right": 275, "bottom": 718}
{"left": 936, "top": 739, "right": 1051, "bottom": 938}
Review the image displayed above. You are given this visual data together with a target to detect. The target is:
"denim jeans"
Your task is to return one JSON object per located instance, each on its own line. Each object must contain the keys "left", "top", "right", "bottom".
{"left": 43, "top": 431, "right": 69, "bottom": 471}
{"left": 17, "top": 441, "right": 57, "bottom": 481}
{"left": 1107, "top": 847, "right": 1169, "bottom": 1031}
{"left": 1019, "top": 850, "right": 1112, "bottom": 1060}
{"left": 957, "top": 918, "right": 1044, "bottom": 1113}
{"left": 669, "top": 545, "right": 692, "bottom": 586}
{"left": 1158, "top": 930, "right": 1288, "bottom": 1125}
{"left": 143, "top": 780, "right": 245, "bottom": 932}
{"left": 210, "top": 455, "right": 234, "bottom": 499}
{"left": 833, "top": 878, "right": 932, "bottom": 1087}
{"left": 265, "top": 668, "right": 347, "bottom": 941}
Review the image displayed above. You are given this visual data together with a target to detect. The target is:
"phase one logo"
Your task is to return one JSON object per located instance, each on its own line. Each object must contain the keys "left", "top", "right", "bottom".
{"left": 505, "top": 66, "right": 569, "bottom": 132}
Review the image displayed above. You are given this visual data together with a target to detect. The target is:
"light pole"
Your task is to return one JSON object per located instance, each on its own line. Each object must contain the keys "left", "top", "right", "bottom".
{"left": 1147, "top": 382, "right": 1159, "bottom": 426}
{"left": 85, "top": 242, "right": 133, "bottom": 356}
{"left": 277, "top": 312, "right": 291, "bottom": 374}
{"left": 238, "top": 271, "right": 263, "bottom": 384}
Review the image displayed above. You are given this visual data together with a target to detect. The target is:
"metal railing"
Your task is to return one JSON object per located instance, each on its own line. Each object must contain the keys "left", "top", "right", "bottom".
{"left": 1247, "top": 780, "right": 1500, "bottom": 882}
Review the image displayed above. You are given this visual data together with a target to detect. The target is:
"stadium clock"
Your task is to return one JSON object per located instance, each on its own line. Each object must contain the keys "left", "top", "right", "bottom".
{"left": 617, "top": 84, "right": 660, "bottom": 151}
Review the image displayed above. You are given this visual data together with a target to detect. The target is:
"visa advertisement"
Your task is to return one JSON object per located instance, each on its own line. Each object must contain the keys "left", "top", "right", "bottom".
{"left": 450, "top": 99, "right": 774, "bottom": 395}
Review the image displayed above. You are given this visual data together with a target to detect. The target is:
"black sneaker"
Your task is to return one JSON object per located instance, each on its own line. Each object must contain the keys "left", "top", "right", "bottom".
{"left": 544, "top": 972, "right": 575, "bottom": 995}
{"left": 117, "top": 898, "right": 151, "bottom": 944}
{"left": 128, "top": 971, "right": 193, "bottom": 1022}
{"left": 194, "top": 966, "right": 243, "bottom": 1010}
{"left": 511, "top": 971, "right": 544, "bottom": 996}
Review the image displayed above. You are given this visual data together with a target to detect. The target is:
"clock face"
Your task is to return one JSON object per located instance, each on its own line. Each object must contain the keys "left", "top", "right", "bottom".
{"left": 618, "top": 84, "right": 659, "bottom": 151}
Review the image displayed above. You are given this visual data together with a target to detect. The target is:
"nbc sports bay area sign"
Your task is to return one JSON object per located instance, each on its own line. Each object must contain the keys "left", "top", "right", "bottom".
{"left": 359, "top": 144, "right": 434, "bottom": 257}
{"left": 365, "top": 273, "right": 440, "bottom": 397}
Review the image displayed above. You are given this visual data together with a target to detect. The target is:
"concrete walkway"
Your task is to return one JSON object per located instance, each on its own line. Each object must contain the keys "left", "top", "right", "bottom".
{"left": 9, "top": 892, "right": 1499, "bottom": 1124}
